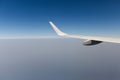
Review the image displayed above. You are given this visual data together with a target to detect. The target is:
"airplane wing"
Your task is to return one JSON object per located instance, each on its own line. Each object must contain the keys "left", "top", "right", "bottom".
{"left": 49, "top": 21, "right": 120, "bottom": 45}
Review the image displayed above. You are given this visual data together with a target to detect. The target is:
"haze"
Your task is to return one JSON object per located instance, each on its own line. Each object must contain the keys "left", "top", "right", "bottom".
{"left": 0, "top": 39, "right": 120, "bottom": 80}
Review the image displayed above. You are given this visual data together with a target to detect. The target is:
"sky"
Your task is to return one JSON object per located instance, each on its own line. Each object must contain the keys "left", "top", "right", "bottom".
{"left": 0, "top": 0, "right": 120, "bottom": 37}
{"left": 0, "top": 1, "right": 120, "bottom": 80}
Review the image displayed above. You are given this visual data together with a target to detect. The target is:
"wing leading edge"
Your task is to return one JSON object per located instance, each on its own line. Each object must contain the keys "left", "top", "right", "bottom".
{"left": 49, "top": 21, "right": 120, "bottom": 45}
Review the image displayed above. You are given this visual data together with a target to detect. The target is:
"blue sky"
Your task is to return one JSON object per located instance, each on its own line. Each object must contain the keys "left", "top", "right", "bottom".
{"left": 0, "top": 0, "right": 120, "bottom": 37}
{"left": 0, "top": 1, "right": 120, "bottom": 79}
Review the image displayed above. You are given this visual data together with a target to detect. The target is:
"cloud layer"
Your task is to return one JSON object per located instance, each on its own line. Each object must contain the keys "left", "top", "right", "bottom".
{"left": 0, "top": 39, "right": 120, "bottom": 80}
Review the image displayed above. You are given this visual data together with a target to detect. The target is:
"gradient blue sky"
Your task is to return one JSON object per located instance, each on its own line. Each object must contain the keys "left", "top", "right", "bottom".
{"left": 0, "top": 0, "right": 120, "bottom": 37}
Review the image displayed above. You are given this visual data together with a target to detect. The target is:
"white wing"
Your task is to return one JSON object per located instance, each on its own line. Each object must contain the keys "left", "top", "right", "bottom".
{"left": 49, "top": 21, "right": 120, "bottom": 44}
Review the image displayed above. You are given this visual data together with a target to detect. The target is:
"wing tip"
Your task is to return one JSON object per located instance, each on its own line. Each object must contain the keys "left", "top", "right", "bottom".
{"left": 49, "top": 21, "right": 52, "bottom": 24}
{"left": 49, "top": 21, "right": 68, "bottom": 36}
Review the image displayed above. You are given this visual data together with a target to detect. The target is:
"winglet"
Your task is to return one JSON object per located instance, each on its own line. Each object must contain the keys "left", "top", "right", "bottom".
{"left": 49, "top": 21, "right": 68, "bottom": 36}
